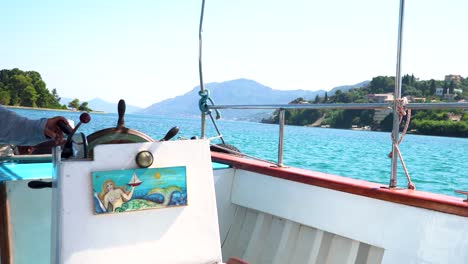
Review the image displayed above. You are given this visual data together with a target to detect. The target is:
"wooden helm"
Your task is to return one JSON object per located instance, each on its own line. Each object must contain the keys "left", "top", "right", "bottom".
{"left": 86, "top": 99, "right": 154, "bottom": 158}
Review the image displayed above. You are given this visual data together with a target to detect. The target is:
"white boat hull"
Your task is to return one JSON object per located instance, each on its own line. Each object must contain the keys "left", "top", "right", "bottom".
{"left": 214, "top": 168, "right": 468, "bottom": 263}
{"left": 1, "top": 148, "right": 468, "bottom": 263}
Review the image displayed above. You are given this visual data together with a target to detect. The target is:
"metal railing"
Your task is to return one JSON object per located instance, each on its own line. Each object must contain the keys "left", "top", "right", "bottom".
{"left": 198, "top": 0, "right": 468, "bottom": 189}
{"left": 207, "top": 102, "right": 468, "bottom": 111}
{"left": 206, "top": 101, "right": 468, "bottom": 170}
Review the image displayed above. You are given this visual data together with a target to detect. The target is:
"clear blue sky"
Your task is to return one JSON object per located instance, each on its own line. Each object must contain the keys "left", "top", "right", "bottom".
{"left": 1, "top": 0, "right": 467, "bottom": 107}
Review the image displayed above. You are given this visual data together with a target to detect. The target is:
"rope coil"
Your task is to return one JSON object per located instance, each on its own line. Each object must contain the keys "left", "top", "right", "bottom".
{"left": 198, "top": 90, "right": 211, "bottom": 114}
{"left": 388, "top": 97, "right": 415, "bottom": 190}
{"left": 198, "top": 89, "right": 221, "bottom": 119}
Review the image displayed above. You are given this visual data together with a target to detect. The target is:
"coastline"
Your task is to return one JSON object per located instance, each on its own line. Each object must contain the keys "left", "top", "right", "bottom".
{"left": 3, "top": 105, "right": 106, "bottom": 114}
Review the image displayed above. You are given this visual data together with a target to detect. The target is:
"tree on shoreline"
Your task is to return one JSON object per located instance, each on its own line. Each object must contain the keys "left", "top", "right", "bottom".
{"left": 67, "top": 98, "right": 92, "bottom": 112}
{"left": 0, "top": 68, "right": 94, "bottom": 111}
{"left": 0, "top": 68, "right": 65, "bottom": 109}
{"left": 68, "top": 98, "right": 80, "bottom": 109}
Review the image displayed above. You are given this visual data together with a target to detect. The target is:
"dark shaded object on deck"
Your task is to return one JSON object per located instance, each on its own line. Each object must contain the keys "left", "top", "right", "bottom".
{"left": 210, "top": 143, "right": 241, "bottom": 156}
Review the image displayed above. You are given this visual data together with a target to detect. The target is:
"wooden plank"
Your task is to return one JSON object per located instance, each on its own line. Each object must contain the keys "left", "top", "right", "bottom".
{"left": 237, "top": 209, "right": 259, "bottom": 259}
{"left": 212, "top": 152, "right": 468, "bottom": 217}
{"left": 290, "top": 226, "right": 324, "bottom": 264}
{"left": 259, "top": 216, "right": 284, "bottom": 264}
{"left": 307, "top": 229, "right": 325, "bottom": 264}
{"left": 243, "top": 213, "right": 273, "bottom": 263}
{"left": 222, "top": 206, "right": 247, "bottom": 261}
{"left": 0, "top": 183, "right": 11, "bottom": 264}
{"left": 326, "top": 235, "right": 359, "bottom": 264}
{"left": 222, "top": 207, "right": 258, "bottom": 261}
{"left": 272, "top": 220, "right": 300, "bottom": 264}
{"left": 366, "top": 246, "right": 384, "bottom": 264}
{"left": 315, "top": 231, "right": 333, "bottom": 264}
{"left": 355, "top": 243, "right": 371, "bottom": 264}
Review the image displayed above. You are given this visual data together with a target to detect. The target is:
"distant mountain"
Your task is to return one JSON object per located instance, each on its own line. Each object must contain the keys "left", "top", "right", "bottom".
{"left": 140, "top": 79, "right": 327, "bottom": 121}
{"left": 328, "top": 81, "right": 370, "bottom": 95}
{"left": 59, "top": 97, "right": 142, "bottom": 113}
{"left": 87, "top": 98, "right": 142, "bottom": 113}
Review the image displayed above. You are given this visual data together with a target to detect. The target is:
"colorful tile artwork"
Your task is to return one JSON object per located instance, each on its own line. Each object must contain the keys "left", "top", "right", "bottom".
{"left": 91, "top": 166, "right": 187, "bottom": 214}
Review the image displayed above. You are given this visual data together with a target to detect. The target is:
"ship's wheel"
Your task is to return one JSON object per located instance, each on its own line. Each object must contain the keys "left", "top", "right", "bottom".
{"left": 86, "top": 100, "right": 154, "bottom": 158}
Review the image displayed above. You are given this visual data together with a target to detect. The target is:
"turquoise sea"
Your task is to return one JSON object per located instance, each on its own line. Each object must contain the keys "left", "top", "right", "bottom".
{"left": 8, "top": 108, "right": 468, "bottom": 198}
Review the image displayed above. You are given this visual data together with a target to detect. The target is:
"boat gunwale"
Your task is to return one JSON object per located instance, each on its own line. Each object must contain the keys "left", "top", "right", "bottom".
{"left": 211, "top": 151, "right": 468, "bottom": 217}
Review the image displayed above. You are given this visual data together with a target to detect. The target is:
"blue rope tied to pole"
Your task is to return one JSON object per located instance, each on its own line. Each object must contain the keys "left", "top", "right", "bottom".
{"left": 199, "top": 89, "right": 220, "bottom": 119}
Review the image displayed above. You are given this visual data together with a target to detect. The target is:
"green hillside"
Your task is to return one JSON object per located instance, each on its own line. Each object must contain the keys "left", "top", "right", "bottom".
{"left": 0, "top": 68, "right": 93, "bottom": 111}
{"left": 262, "top": 75, "right": 468, "bottom": 137}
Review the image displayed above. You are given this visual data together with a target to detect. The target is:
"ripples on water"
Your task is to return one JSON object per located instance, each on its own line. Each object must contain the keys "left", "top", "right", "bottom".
{"left": 10, "top": 108, "right": 468, "bottom": 197}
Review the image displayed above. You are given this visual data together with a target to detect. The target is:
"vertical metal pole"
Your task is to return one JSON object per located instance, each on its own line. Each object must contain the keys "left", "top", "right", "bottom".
{"left": 50, "top": 146, "right": 62, "bottom": 263}
{"left": 278, "top": 109, "right": 285, "bottom": 167}
{"left": 201, "top": 113, "right": 206, "bottom": 139}
{"left": 390, "top": 0, "right": 405, "bottom": 188}
{"left": 199, "top": 0, "right": 207, "bottom": 138}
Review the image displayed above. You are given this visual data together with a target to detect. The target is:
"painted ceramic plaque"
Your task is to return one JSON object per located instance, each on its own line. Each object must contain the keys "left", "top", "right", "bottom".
{"left": 92, "top": 166, "right": 187, "bottom": 214}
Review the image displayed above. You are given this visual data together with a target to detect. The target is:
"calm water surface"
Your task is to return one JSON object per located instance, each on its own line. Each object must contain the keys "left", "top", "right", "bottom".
{"left": 10, "top": 108, "right": 468, "bottom": 198}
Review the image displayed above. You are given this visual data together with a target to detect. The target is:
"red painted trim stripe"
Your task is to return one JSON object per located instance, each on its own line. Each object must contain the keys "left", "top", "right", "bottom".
{"left": 211, "top": 152, "right": 468, "bottom": 217}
